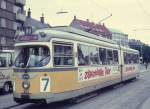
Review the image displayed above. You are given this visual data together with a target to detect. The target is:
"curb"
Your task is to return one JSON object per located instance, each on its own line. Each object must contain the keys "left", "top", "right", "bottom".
{"left": 140, "top": 69, "right": 150, "bottom": 73}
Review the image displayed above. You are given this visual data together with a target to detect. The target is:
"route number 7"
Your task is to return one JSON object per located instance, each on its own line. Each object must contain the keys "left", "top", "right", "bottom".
{"left": 40, "top": 77, "right": 50, "bottom": 92}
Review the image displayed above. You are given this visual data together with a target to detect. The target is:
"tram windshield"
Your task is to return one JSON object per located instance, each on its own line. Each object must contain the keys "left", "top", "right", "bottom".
{"left": 0, "top": 52, "right": 12, "bottom": 67}
{"left": 15, "top": 46, "right": 50, "bottom": 68}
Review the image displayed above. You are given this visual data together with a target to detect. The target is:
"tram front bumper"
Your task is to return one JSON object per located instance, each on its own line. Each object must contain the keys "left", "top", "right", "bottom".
{"left": 13, "top": 92, "right": 54, "bottom": 104}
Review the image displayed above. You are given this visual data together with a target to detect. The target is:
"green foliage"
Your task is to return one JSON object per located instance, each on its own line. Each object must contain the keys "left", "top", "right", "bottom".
{"left": 142, "top": 45, "right": 150, "bottom": 63}
{"left": 130, "top": 44, "right": 150, "bottom": 63}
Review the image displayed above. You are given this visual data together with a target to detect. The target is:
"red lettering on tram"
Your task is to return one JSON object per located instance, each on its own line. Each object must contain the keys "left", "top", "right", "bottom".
{"left": 84, "top": 68, "right": 111, "bottom": 80}
{"left": 125, "top": 66, "right": 136, "bottom": 72}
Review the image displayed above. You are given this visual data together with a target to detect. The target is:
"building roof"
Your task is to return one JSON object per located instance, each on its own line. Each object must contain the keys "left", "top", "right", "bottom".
{"left": 24, "top": 8, "right": 51, "bottom": 31}
{"left": 70, "top": 16, "right": 112, "bottom": 39}
{"left": 25, "top": 17, "right": 50, "bottom": 30}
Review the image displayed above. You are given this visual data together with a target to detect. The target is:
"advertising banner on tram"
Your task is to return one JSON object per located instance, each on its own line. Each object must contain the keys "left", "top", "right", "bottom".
{"left": 78, "top": 66, "right": 119, "bottom": 82}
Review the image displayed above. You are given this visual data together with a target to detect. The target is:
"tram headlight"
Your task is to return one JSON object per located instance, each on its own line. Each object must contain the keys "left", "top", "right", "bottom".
{"left": 22, "top": 81, "right": 30, "bottom": 89}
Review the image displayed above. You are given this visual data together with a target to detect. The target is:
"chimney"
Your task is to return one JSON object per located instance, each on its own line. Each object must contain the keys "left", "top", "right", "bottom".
{"left": 74, "top": 16, "right": 76, "bottom": 20}
{"left": 102, "top": 23, "right": 105, "bottom": 27}
{"left": 27, "top": 8, "right": 31, "bottom": 18}
{"left": 40, "top": 13, "right": 45, "bottom": 23}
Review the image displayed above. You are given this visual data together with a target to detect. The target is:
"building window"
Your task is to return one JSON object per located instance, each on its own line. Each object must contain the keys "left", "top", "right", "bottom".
{"left": 13, "top": 22, "right": 17, "bottom": 30}
{"left": 0, "top": 18, "right": 6, "bottom": 27}
{"left": 1, "top": 1, "right": 6, "bottom": 9}
{"left": 0, "top": 37, "right": 6, "bottom": 45}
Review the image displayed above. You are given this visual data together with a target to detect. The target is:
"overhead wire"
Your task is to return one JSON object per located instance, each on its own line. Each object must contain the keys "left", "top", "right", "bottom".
{"left": 135, "top": 0, "right": 150, "bottom": 18}
{"left": 89, "top": 0, "right": 112, "bottom": 15}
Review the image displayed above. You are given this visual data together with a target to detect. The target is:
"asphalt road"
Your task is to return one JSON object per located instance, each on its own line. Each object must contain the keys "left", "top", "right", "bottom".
{"left": 0, "top": 68, "right": 150, "bottom": 109}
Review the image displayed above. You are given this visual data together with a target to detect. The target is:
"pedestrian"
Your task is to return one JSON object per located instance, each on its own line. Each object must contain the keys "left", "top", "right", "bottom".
{"left": 145, "top": 62, "right": 148, "bottom": 70}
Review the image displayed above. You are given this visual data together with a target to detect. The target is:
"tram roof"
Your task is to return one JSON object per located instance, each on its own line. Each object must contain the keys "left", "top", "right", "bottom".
{"left": 15, "top": 26, "right": 139, "bottom": 54}
{"left": 121, "top": 46, "right": 139, "bottom": 54}
{"left": 16, "top": 26, "right": 116, "bottom": 44}
{"left": 48, "top": 26, "right": 116, "bottom": 44}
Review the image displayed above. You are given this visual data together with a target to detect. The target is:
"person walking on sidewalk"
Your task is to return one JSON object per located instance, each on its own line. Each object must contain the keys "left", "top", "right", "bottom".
{"left": 145, "top": 62, "right": 148, "bottom": 70}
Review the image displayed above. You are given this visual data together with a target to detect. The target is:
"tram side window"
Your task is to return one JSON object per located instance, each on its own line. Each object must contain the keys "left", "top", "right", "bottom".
{"left": 99, "top": 48, "right": 107, "bottom": 65}
{"left": 113, "top": 50, "right": 119, "bottom": 65}
{"left": 107, "top": 50, "right": 113, "bottom": 65}
{"left": 0, "top": 57, "right": 6, "bottom": 67}
{"left": 131, "top": 54, "right": 135, "bottom": 64}
{"left": 89, "top": 47, "right": 99, "bottom": 65}
{"left": 0, "top": 53, "right": 11, "bottom": 67}
{"left": 124, "top": 53, "right": 128, "bottom": 64}
{"left": 127, "top": 53, "right": 133, "bottom": 64}
{"left": 124, "top": 52, "right": 139, "bottom": 65}
{"left": 78, "top": 44, "right": 89, "bottom": 66}
{"left": 133, "top": 54, "right": 139, "bottom": 64}
{"left": 54, "top": 44, "right": 73, "bottom": 66}
{"left": 136, "top": 54, "right": 139, "bottom": 64}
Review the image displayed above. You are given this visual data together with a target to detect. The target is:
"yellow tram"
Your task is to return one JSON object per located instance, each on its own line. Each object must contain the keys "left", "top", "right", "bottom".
{"left": 13, "top": 26, "right": 140, "bottom": 104}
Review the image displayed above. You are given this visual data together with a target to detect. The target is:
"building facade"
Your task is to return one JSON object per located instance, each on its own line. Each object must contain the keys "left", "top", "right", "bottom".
{"left": 70, "top": 16, "right": 112, "bottom": 39}
{"left": 109, "top": 28, "right": 129, "bottom": 47}
{"left": 0, "top": 0, "right": 26, "bottom": 50}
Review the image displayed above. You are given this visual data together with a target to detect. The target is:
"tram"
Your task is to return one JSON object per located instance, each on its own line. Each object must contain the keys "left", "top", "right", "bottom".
{"left": 0, "top": 50, "right": 14, "bottom": 93}
{"left": 13, "top": 26, "right": 140, "bottom": 104}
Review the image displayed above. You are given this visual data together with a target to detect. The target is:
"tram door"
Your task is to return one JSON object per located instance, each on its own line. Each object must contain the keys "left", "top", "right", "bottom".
{"left": 119, "top": 47, "right": 124, "bottom": 81}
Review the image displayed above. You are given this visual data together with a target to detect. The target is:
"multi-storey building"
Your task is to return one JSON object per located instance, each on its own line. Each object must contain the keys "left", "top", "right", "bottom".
{"left": 0, "top": 0, "right": 26, "bottom": 49}
{"left": 109, "top": 28, "right": 129, "bottom": 47}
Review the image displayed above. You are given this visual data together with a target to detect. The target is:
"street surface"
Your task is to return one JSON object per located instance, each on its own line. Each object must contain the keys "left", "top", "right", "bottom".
{"left": 0, "top": 66, "right": 150, "bottom": 109}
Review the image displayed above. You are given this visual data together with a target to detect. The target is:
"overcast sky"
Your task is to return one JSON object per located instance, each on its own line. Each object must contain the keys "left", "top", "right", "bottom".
{"left": 25, "top": 0, "right": 150, "bottom": 45}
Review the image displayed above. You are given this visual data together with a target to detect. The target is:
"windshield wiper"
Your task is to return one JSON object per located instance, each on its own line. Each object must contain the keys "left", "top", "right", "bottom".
{"left": 26, "top": 56, "right": 31, "bottom": 68}
{"left": 37, "top": 55, "right": 50, "bottom": 65}
{"left": 24, "top": 56, "right": 31, "bottom": 73}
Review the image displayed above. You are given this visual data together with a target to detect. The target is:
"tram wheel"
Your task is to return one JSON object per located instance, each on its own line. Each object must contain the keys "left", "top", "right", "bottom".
{"left": 3, "top": 82, "right": 11, "bottom": 94}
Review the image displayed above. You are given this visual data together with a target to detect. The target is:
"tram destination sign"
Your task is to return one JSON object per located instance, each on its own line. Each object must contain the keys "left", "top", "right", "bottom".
{"left": 18, "top": 35, "right": 38, "bottom": 41}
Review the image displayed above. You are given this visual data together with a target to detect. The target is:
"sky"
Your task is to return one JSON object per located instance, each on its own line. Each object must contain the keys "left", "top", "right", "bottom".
{"left": 25, "top": 0, "right": 150, "bottom": 45}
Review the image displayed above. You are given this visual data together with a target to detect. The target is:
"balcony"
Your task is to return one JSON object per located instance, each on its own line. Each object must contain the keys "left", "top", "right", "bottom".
{"left": 16, "top": 10, "right": 26, "bottom": 22}
{"left": 15, "top": 0, "right": 25, "bottom": 6}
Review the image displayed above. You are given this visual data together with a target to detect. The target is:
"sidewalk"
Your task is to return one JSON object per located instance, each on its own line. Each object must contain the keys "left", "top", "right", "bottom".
{"left": 140, "top": 64, "right": 150, "bottom": 73}
{"left": 140, "top": 65, "right": 150, "bottom": 109}
{"left": 140, "top": 68, "right": 150, "bottom": 73}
